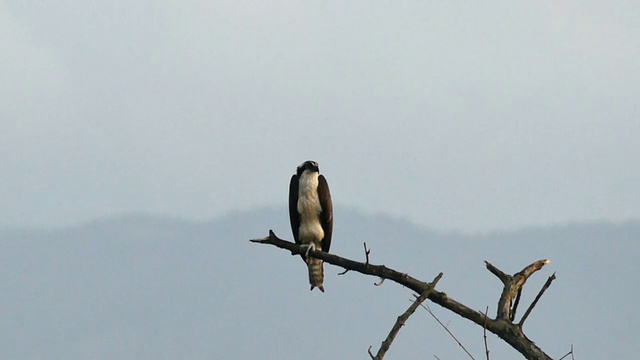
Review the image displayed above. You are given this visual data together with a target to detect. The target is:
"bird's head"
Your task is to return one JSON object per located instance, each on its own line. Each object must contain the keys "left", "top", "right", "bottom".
{"left": 297, "top": 160, "right": 319, "bottom": 176}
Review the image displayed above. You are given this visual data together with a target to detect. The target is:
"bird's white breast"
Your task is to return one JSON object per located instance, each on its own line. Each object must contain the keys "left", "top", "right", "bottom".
{"left": 297, "top": 170, "right": 324, "bottom": 243}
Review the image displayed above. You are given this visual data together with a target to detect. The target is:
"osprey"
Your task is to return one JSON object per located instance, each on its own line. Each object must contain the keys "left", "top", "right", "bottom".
{"left": 289, "top": 160, "right": 333, "bottom": 292}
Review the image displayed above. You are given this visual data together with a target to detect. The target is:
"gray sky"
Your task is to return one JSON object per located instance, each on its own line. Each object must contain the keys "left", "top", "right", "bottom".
{"left": 2, "top": 1, "right": 639, "bottom": 231}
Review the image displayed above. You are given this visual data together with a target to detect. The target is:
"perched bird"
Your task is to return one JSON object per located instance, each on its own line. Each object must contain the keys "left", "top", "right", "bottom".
{"left": 289, "top": 160, "right": 333, "bottom": 292}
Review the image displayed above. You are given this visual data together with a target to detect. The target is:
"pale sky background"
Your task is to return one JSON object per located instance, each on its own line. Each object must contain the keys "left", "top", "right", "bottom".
{"left": 2, "top": 1, "right": 639, "bottom": 232}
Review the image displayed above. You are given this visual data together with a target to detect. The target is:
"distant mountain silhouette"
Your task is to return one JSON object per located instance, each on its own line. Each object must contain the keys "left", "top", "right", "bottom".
{"left": 1, "top": 208, "right": 637, "bottom": 359}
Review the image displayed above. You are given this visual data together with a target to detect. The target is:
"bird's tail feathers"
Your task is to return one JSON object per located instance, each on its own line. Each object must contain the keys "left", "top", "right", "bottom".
{"left": 307, "top": 257, "right": 325, "bottom": 292}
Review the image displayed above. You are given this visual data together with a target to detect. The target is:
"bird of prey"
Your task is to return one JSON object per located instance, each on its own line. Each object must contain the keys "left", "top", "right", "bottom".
{"left": 289, "top": 160, "right": 333, "bottom": 292}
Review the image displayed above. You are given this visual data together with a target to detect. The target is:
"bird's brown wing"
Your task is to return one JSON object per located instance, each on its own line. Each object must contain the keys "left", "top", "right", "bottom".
{"left": 318, "top": 174, "right": 333, "bottom": 252}
{"left": 288, "top": 174, "right": 301, "bottom": 244}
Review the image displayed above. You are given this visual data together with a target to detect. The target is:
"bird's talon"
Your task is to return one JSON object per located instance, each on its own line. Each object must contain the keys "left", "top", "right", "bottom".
{"left": 304, "top": 243, "right": 316, "bottom": 257}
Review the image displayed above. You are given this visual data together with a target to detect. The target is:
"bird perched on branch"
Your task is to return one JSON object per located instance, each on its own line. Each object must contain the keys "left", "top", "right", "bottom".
{"left": 289, "top": 160, "right": 333, "bottom": 292}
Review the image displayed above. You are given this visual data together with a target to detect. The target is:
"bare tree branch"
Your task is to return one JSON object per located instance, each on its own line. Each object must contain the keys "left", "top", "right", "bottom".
{"left": 371, "top": 273, "right": 443, "bottom": 360}
{"left": 485, "top": 261, "right": 509, "bottom": 283}
{"left": 251, "top": 230, "right": 432, "bottom": 294}
{"left": 485, "top": 259, "right": 550, "bottom": 321}
{"left": 519, "top": 272, "right": 557, "bottom": 327}
{"left": 251, "top": 231, "right": 555, "bottom": 360}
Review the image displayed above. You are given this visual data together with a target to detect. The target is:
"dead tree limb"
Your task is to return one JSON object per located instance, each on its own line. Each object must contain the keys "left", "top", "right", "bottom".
{"left": 485, "top": 259, "right": 550, "bottom": 321}
{"left": 519, "top": 272, "right": 556, "bottom": 327}
{"left": 251, "top": 230, "right": 555, "bottom": 360}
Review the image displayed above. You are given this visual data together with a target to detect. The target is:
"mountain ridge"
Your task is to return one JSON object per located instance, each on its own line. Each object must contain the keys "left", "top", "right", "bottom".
{"left": 0, "top": 207, "right": 637, "bottom": 359}
{"left": 3, "top": 206, "right": 639, "bottom": 240}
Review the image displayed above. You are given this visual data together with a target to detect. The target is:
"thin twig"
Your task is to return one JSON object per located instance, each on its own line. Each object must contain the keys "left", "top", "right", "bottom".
{"left": 362, "top": 243, "right": 383, "bottom": 286}
{"left": 364, "top": 242, "right": 371, "bottom": 266}
{"left": 368, "top": 346, "right": 375, "bottom": 359}
{"left": 483, "top": 306, "right": 490, "bottom": 360}
{"left": 345, "top": 243, "right": 369, "bottom": 277}
{"left": 419, "top": 303, "right": 476, "bottom": 360}
{"left": 519, "top": 272, "right": 556, "bottom": 327}
{"left": 371, "top": 273, "right": 443, "bottom": 359}
{"left": 558, "top": 351, "right": 571, "bottom": 360}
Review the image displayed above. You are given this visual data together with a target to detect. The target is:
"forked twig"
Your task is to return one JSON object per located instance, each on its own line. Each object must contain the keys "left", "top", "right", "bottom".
{"left": 364, "top": 242, "right": 371, "bottom": 266}
{"left": 337, "top": 242, "right": 373, "bottom": 276}
{"left": 558, "top": 344, "right": 575, "bottom": 360}
{"left": 486, "top": 259, "right": 551, "bottom": 321}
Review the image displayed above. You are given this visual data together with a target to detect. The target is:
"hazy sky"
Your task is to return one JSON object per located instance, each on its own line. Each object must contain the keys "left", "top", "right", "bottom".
{"left": 2, "top": 1, "right": 639, "bottom": 231}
